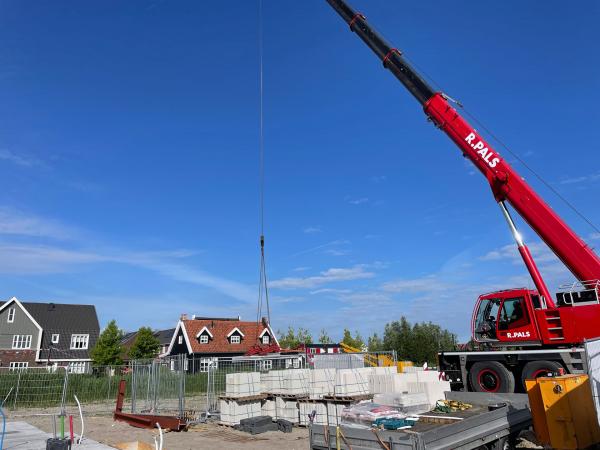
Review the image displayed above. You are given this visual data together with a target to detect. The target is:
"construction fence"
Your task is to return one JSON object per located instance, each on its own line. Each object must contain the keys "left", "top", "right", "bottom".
{"left": 0, "top": 351, "right": 396, "bottom": 417}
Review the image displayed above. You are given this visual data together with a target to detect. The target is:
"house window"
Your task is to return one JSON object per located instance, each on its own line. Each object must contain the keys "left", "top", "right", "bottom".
{"left": 261, "top": 360, "right": 272, "bottom": 371}
{"left": 230, "top": 335, "right": 241, "bottom": 344}
{"left": 262, "top": 335, "right": 270, "bottom": 345}
{"left": 68, "top": 361, "right": 86, "bottom": 374}
{"left": 7, "top": 308, "right": 15, "bottom": 323}
{"left": 199, "top": 358, "right": 217, "bottom": 373}
{"left": 51, "top": 334, "right": 60, "bottom": 344}
{"left": 178, "top": 336, "right": 183, "bottom": 345}
{"left": 199, "top": 334, "right": 209, "bottom": 344}
{"left": 293, "top": 359, "right": 300, "bottom": 369}
{"left": 309, "top": 347, "right": 317, "bottom": 354}
{"left": 12, "top": 335, "right": 32, "bottom": 349}
{"left": 70, "top": 334, "right": 89, "bottom": 350}
{"left": 9, "top": 362, "right": 28, "bottom": 371}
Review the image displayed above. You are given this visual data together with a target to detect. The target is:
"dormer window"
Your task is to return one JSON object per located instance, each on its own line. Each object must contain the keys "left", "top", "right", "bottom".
{"left": 262, "top": 335, "right": 270, "bottom": 345}
{"left": 230, "top": 335, "right": 241, "bottom": 344}
{"left": 195, "top": 326, "right": 213, "bottom": 345}
{"left": 199, "top": 334, "right": 209, "bottom": 344}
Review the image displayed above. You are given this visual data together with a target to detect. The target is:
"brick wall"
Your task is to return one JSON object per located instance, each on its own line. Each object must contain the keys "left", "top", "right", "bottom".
{"left": 0, "top": 350, "right": 43, "bottom": 367}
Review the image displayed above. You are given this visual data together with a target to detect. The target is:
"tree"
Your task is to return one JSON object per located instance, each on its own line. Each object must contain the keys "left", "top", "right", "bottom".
{"left": 341, "top": 328, "right": 365, "bottom": 350}
{"left": 90, "top": 320, "right": 124, "bottom": 366}
{"left": 277, "top": 326, "right": 313, "bottom": 349}
{"left": 367, "top": 333, "right": 383, "bottom": 352}
{"left": 318, "top": 329, "right": 332, "bottom": 344}
{"left": 128, "top": 327, "right": 160, "bottom": 360}
{"left": 379, "top": 316, "right": 457, "bottom": 365}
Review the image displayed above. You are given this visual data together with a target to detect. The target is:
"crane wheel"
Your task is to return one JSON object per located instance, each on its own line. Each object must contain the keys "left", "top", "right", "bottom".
{"left": 469, "top": 361, "right": 515, "bottom": 393}
{"left": 520, "top": 360, "right": 563, "bottom": 389}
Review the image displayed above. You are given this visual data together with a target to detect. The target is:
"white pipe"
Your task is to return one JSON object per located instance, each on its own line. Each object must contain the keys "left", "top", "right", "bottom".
{"left": 156, "top": 422, "right": 163, "bottom": 450}
{"left": 74, "top": 395, "right": 84, "bottom": 445}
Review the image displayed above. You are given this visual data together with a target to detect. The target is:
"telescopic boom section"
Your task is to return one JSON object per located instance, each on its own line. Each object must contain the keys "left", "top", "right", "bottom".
{"left": 326, "top": 0, "right": 600, "bottom": 290}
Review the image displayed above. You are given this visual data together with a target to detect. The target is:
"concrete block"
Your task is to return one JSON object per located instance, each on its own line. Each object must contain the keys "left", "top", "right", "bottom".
{"left": 275, "top": 397, "right": 299, "bottom": 423}
{"left": 299, "top": 401, "right": 328, "bottom": 426}
{"left": 326, "top": 402, "right": 345, "bottom": 426}
{"left": 219, "top": 399, "right": 262, "bottom": 425}
{"left": 334, "top": 369, "right": 370, "bottom": 396}
{"left": 225, "top": 372, "right": 261, "bottom": 397}
{"left": 309, "top": 369, "right": 336, "bottom": 398}
{"left": 373, "top": 392, "right": 430, "bottom": 414}
{"left": 261, "top": 399, "right": 276, "bottom": 417}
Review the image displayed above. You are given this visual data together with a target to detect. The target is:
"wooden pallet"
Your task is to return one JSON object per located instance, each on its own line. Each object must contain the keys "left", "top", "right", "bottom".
{"left": 322, "top": 394, "right": 373, "bottom": 402}
{"left": 218, "top": 393, "right": 270, "bottom": 402}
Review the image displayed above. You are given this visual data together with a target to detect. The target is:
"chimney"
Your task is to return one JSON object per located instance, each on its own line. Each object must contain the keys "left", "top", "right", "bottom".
{"left": 180, "top": 313, "right": 188, "bottom": 321}
{"left": 261, "top": 317, "right": 269, "bottom": 327}
{"left": 192, "top": 314, "right": 196, "bottom": 320}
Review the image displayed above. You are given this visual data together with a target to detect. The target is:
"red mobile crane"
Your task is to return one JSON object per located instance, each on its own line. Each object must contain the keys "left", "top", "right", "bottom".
{"left": 326, "top": 0, "right": 600, "bottom": 393}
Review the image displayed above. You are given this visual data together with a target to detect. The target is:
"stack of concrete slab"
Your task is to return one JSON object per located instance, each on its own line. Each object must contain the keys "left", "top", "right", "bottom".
{"left": 225, "top": 372, "right": 261, "bottom": 397}
{"left": 261, "top": 398, "right": 276, "bottom": 417}
{"left": 334, "top": 368, "right": 372, "bottom": 396}
{"left": 274, "top": 397, "right": 300, "bottom": 423}
{"left": 220, "top": 398, "right": 262, "bottom": 426}
{"left": 368, "top": 370, "right": 450, "bottom": 409}
{"left": 261, "top": 369, "right": 310, "bottom": 396}
{"left": 308, "top": 368, "right": 336, "bottom": 398}
{"left": 298, "top": 401, "right": 328, "bottom": 426}
{"left": 260, "top": 370, "right": 283, "bottom": 393}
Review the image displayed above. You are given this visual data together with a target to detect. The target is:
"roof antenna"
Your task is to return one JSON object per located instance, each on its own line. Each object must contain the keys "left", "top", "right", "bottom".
{"left": 256, "top": 0, "right": 271, "bottom": 335}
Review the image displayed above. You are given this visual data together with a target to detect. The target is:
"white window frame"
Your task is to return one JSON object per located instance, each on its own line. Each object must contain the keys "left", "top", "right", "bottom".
{"left": 12, "top": 334, "right": 32, "bottom": 349}
{"left": 262, "top": 334, "right": 270, "bottom": 345}
{"left": 9, "top": 362, "right": 28, "bottom": 371}
{"left": 7, "top": 307, "right": 15, "bottom": 323}
{"left": 230, "top": 335, "right": 241, "bottom": 344}
{"left": 293, "top": 358, "right": 300, "bottom": 369}
{"left": 51, "top": 334, "right": 60, "bottom": 344}
{"left": 178, "top": 335, "right": 183, "bottom": 345}
{"left": 68, "top": 361, "right": 86, "bottom": 374}
{"left": 199, "top": 357, "right": 218, "bottom": 373}
{"left": 199, "top": 334, "right": 209, "bottom": 344}
{"left": 70, "top": 334, "right": 89, "bottom": 350}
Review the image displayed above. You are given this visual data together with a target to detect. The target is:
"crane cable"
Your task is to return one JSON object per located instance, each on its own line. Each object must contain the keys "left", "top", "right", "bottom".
{"left": 398, "top": 51, "right": 600, "bottom": 238}
{"left": 256, "top": 0, "right": 271, "bottom": 335}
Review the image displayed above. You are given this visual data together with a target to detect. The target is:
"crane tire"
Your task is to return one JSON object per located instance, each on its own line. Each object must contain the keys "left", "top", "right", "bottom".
{"left": 521, "top": 360, "right": 563, "bottom": 389}
{"left": 469, "top": 361, "right": 515, "bottom": 393}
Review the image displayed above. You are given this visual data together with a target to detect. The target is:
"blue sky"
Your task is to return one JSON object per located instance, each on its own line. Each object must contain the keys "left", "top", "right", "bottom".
{"left": 0, "top": 1, "right": 598, "bottom": 342}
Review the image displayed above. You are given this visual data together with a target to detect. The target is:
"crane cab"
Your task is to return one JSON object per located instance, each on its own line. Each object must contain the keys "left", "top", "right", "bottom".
{"left": 472, "top": 289, "right": 542, "bottom": 345}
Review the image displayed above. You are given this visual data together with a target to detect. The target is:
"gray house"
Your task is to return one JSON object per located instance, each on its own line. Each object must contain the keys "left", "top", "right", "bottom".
{"left": 0, "top": 297, "right": 100, "bottom": 373}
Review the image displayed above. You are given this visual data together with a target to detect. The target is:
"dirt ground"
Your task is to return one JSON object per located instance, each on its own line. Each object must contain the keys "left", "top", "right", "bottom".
{"left": 17, "top": 415, "right": 310, "bottom": 450}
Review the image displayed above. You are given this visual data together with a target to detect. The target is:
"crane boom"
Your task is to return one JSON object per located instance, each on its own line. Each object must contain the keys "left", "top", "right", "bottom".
{"left": 326, "top": 0, "right": 600, "bottom": 292}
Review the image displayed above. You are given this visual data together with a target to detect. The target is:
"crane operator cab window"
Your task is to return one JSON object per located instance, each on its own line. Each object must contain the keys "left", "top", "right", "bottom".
{"left": 498, "top": 297, "right": 529, "bottom": 330}
{"left": 474, "top": 298, "right": 501, "bottom": 341}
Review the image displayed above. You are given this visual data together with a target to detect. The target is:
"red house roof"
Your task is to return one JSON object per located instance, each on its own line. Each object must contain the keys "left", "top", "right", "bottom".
{"left": 172, "top": 318, "right": 277, "bottom": 354}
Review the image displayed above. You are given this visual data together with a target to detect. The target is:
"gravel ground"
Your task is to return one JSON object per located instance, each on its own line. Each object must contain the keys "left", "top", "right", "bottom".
{"left": 14, "top": 415, "right": 309, "bottom": 450}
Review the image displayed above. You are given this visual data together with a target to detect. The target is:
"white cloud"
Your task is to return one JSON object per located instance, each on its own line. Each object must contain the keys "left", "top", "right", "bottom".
{"left": 292, "top": 266, "right": 311, "bottom": 272}
{"left": 290, "top": 239, "right": 350, "bottom": 257}
{"left": 370, "top": 175, "right": 387, "bottom": 183}
{"left": 0, "top": 208, "right": 80, "bottom": 240}
{"left": 324, "top": 248, "right": 350, "bottom": 256}
{"left": 270, "top": 265, "right": 375, "bottom": 290}
{"left": 591, "top": 233, "right": 600, "bottom": 241}
{"left": 0, "top": 149, "right": 43, "bottom": 168}
{"left": 381, "top": 275, "right": 448, "bottom": 294}
{"left": 303, "top": 226, "right": 322, "bottom": 234}
{"left": 0, "top": 244, "right": 106, "bottom": 273}
{"left": 347, "top": 197, "right": 369, "bottom": 205}
{"left": 560, "top": 172, "right": 600, "bottom": 185}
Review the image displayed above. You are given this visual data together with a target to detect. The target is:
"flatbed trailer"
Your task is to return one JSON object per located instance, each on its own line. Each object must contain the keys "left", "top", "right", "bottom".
{"left": 309, "top": 392, "right": 531, "bottom": 450}
{"left": 439, "top": 347, "right": 587, "bottom": 392}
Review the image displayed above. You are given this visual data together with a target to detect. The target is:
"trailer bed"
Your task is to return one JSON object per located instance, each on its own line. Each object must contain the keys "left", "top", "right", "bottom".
{"left": 309, "top": 392, "right": 531, "bottom": 450}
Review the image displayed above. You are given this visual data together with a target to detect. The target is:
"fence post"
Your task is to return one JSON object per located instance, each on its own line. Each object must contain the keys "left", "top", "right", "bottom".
{"left": 13, "top": 370, "right": 21, "bottom": 409}
{"left": 153, "top": 360, "right": 160, "bottom": 413}
{"left": 60, "top": 368, "right": 68, "bottom": 415}
{"left": 131, "top": 363, "right": 137, "bottom": 414}
{"left": 178, "top": 354, "right": 185, "bottom": 417}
